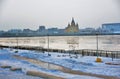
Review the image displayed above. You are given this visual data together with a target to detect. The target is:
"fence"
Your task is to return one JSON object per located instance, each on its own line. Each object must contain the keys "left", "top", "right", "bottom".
{"left": 0, "top": 45, "right": 120, "bottom": 59}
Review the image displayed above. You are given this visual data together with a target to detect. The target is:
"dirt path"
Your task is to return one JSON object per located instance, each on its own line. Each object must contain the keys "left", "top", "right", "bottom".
{"left": 13, "top": 55, "right": 120, "bottom": 79}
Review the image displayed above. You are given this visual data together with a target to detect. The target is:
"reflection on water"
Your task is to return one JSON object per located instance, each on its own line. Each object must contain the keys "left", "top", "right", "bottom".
{"left": 14, "top": 55, "right": 63, "bottom": 70}
{"left": 0, "top": 35, "right": 120, "bottom": 51}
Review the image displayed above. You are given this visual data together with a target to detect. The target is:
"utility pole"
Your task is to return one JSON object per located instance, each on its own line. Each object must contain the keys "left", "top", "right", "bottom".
{"left": 47, "top": 34, "right": 51, "bottom": 56}
{"left": 95, "top": 32, "right": 102, "bottom": 62}
{"left": 39, "top": 38, "right": 41, "bottom": 52}
{"left": 15, "top": 33, "right": 18, "bottom": 53}
{"left": 96, "top": 33, "right": 98, "bottom": 58}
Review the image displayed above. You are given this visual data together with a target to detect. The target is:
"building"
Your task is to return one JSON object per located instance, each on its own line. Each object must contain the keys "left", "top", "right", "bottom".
{"left": 102, "top": 23, "right": 120, "bottom": 33}
{"left": 0, "top": 30, "right": 4, "bottom": 35}
{"left": 65, "top": 18, "right": 79, "bottom": 33}
{"left": 47, "top": 28, "right": 58, "bottom": 34}
{"left": 58, "top": 29, "right": 65, "bottom": 34}
{"left": 0, "top": 30, "right": 4, "bottom": 33}
{"left": 38, "top": 26, "right": 46, "bottom": 32}
{"left": 23, "top": 29, "right": 33, "bottom": 33}
{"left": 8, "top": 29, "right": 22, "bottom": 34}
{"left": 80, "top": 28, "right": 96, "bottom": 33}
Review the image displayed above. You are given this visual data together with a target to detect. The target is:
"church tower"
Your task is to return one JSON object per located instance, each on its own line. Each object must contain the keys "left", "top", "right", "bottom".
{"left": 65, "top": 18, "right": 79, "bottom": 33}
{"left": 71, "top": 17, "right": 75, "bottom": 26}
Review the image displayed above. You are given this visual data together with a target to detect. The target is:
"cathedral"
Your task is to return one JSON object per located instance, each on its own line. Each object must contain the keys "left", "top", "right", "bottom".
{"left": 65, "top": 18, "right": 79, "bottom": 33}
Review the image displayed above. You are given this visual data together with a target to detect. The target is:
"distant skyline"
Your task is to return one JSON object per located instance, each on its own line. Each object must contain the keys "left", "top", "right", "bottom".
{"left": 0, "top": 0, "right": 120, "bottom": 31}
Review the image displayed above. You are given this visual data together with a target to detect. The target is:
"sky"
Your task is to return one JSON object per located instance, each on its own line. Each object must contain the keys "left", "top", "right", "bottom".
{"left": 0, "top": 0, "right": 120, "bottom": 31}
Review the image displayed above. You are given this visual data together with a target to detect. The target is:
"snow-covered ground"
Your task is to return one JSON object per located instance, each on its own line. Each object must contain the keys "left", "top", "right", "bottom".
{"left": 0, "top": 48, "right": 120, "bottom": 79}
{"left": 0, "top": 67, "right": 42, "bottom": 79}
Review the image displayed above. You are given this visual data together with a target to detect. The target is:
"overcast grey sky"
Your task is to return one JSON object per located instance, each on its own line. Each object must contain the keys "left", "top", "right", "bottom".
{"left": 0, "top": 0, "right": 120, "bottom": 31}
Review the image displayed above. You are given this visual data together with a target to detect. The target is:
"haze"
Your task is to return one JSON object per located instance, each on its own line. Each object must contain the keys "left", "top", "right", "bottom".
{"left": 0, "top": 0, "right": 120, "bottom": 31}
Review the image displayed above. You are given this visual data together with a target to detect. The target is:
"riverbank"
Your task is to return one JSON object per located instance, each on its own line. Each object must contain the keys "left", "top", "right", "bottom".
{"left": 0, "top": 48, "right": 107, "bottom": 79}
{"left": 0, "top": 33, "right": 120, "bottom": 37}
{"left": 13, "top": 55, "right": 119, "bottom": 79}
{"left": 0, "top": 48, "right": 120, "bottom": 79}
{"left": 0, "top": 45, "right": 120, "bottom": 58}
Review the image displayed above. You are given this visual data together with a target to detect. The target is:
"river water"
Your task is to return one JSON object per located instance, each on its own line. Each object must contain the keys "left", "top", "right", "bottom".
{"left": 0, "top": 35, "right": 120, "bottom": 51}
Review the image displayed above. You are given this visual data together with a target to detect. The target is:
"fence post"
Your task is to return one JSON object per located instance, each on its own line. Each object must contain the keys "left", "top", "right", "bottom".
{"left": 111, "top": 53, "right": 113, "bottom": 61}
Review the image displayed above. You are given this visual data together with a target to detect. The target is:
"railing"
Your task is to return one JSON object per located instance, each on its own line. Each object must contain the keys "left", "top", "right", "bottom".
{"left": 77, "top": 49, "right": 120, "bottom": 59}
{"left": 0, "top": 45, "right": 120, "bottom": 59}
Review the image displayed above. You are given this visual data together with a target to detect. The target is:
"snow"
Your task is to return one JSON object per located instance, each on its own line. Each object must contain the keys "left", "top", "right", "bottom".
{"left": 0, "top": 48, "right": 120, "bottom": 79}
{"left": 16, "top": 49, "right": 120, "bottom": 77}
{"left": 0, "top": 68, "right": 42, "bottom": 79}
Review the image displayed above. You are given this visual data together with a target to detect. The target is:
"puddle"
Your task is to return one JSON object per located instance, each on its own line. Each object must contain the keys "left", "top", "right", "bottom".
{"left": 13, "top": 55, "right": 65, "bottom": 71}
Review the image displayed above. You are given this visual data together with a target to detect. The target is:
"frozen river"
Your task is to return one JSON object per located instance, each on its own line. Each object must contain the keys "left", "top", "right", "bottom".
{"left": 0, "top": 35, "right": 120, "bottom": 51}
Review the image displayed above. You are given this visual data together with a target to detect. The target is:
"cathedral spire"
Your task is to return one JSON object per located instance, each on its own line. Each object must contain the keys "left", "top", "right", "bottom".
{"left": 65, "top": 18, "right": 79, "bottom": 33}
{"left": 71, "top": 17, "right": 75, "bottom": 26}
{"left": 72, "top": 17, "right": 75, "bottom": 23}
{"left": 68, "top": 23, "right": 70, "bottom": 27}
{"left": 76, "top": 23, "right": 78, "bottom": 27}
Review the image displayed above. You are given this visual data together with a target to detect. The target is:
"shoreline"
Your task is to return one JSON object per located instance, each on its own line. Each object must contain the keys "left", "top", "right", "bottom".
{"left": 0, "top": 34, "right": 120, "bottom": 38}
{"left": 0, "top": 48, "right": 120, "bottom": 79}
{"left": 0, "top": 45, "right": 120, "bottom": 58}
